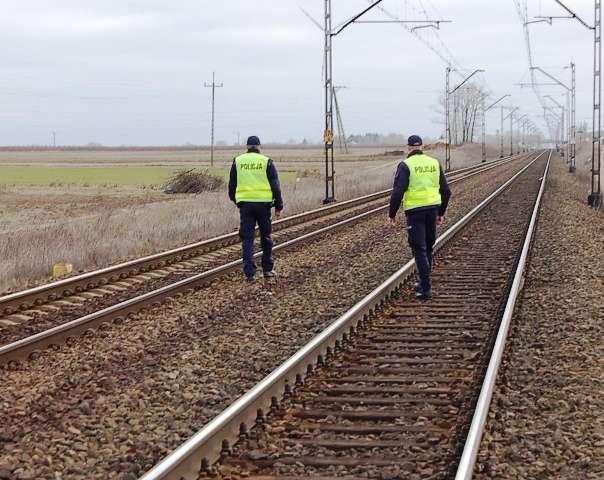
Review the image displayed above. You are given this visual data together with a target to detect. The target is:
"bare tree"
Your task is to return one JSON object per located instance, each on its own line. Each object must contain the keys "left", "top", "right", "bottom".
{"left": 437, "top": 83, "right": 485, "bottom": 145}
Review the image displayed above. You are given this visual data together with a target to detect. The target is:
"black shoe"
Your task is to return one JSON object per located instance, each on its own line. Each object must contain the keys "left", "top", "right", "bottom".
{"left": 245, "top": 275, "right": 256, "bottom": 283}
{"left": 416, "top": 290, "right": 432, "bottom": 301}
{"left": 263, "top": 270, "right": 277, "bottom": 279}
{"left": 413, "top": 282, "right": 422, "bottom": 292}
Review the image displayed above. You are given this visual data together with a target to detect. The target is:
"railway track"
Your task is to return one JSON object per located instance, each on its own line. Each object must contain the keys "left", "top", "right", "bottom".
{"left": 139, "top": 150, "right": 550, "bottom": 480}
{"left": 0, "top": 154, "right": 530, "bottom": 365}
{"left": 0, "top": 156, "right": 516, "bottom": 318}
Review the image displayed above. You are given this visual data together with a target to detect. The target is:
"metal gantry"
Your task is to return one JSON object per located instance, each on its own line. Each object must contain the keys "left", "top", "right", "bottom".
{"left": 323, "top": 0, "right": 389, "bottom": 203}
{"left": 540, "top": 0, "right": 601, "bottom": 205}
{"left": 322, "top": 0, "right": 451, "bottom": 202}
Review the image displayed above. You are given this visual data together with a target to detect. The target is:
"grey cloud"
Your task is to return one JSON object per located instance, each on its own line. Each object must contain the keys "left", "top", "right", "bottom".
{"left": 0, "top": 0, "right": 596, "bottom": 145}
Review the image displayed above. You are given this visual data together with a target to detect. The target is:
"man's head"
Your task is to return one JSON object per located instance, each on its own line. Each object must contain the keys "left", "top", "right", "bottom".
{"left": 407, "top": 135, "right": 423, "bottom": 149}
{"left": 246, "top": 135, "right": 261, "bottom": 149}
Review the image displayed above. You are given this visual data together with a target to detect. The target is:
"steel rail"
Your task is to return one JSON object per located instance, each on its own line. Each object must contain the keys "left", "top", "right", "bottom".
{"left": 138, "top": 150, "right": 547, "bottom": 480}
{"left": 0, "top": 154, "right": 531, "bottom": 365}
{"left": 0, "top": 155, "right": 518, "bottom": 314}
{"left": 0, "top": 191, "right": 388, "bottom": 310}
{"left": 455, "top": 149, "right": 552, "bottom": 479}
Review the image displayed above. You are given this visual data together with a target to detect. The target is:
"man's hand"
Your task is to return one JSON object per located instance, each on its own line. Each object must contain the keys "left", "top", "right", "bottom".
{"left": 389, "top": 216, "right": 397, "bottom": 225}
{"left": 437, "top": 215, "right": 444, "bottom": 225}
{"left": 275, "top": 210, "right": 282, "bottom": 218}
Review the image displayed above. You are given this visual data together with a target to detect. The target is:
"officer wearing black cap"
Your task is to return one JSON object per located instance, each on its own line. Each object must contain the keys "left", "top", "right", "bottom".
{"left": 229, "top": 136, "right": 283, "bottom": 282}
{"left": 389, "top": 135, "right": 451, "bottom": 300}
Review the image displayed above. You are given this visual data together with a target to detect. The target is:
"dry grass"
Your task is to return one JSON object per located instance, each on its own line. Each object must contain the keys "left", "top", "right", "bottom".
{"left": 0, "top": 164, "right": 396, "bottom": 291}
{"left": 0, "top": 144, "right": 486, "bottom": 292}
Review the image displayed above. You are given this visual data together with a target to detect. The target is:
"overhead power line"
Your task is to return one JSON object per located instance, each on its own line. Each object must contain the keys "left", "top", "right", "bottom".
{"left": 511, "top": 0, "right": 556, "bottom": 140}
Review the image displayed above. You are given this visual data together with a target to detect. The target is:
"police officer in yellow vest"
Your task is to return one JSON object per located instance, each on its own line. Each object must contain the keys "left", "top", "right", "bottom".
{"left": 229, "top": 136, "right": 283, "bottom": 282}
{"left": 389, "top": 135, "right": 451, "bottom": 300}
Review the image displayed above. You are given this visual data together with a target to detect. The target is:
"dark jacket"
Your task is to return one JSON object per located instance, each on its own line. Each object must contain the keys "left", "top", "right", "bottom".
{"left": 228, "top": 147, "right": 284, "bottom": 211}
{"left": 388, "top": 150, "right": 451, "bottom": 218}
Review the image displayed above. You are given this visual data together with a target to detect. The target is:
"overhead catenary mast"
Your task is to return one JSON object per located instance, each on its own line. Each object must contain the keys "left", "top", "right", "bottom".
{"left": 533, "top": 0, "right": 601, "bottom": 206}
{"left": 445, "top": 68, "right": 485, "bottom": 170}
{"left": 322, "top": 0, "right": 451, "bottom": 203}
{"left": 483, "top": 94, "right": 511, "bottom": 162}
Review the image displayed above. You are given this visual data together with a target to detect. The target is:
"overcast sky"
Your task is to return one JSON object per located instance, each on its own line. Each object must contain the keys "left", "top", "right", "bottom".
{"left": 0, "top": 0, "right": 595, "bottom": 146}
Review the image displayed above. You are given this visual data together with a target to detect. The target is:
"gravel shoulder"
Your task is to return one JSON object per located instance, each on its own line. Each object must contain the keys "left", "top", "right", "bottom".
{"left": 0, "top": 158, "right": 531, "bottom": 480}
{"left": 475, "top": 155, "right": 604, "bottom": 479}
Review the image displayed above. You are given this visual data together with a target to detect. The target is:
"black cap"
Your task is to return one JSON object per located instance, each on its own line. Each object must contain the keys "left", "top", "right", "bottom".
{"left": 407, "top": 135, "right": 423, "bottom": 147}
{"left": 246, "top": 135, "right": 261, "bottom": 146}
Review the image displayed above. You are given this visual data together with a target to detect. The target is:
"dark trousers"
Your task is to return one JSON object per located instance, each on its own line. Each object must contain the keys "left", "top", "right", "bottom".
{"left": 406, "top": 207, "right": 437, "bottom": 293}
{"left": 239, "top": 202, "right": 274, "bottom": 277}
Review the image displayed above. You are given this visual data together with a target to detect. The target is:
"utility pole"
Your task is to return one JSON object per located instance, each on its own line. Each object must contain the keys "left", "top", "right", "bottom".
{"left": 570, "top": 62, "right": 577, "bottom": 171}
{"left": 445, "top": 66, "right": 451, "bottom": 168}
{"left": 510, "top": 109, "right": 514, "bottom": 156}
{"left": 513, "top": 114, "right": 527, "bottom": 154}
{"left": 567, "top": 92, "right": 572, "bottom": 159}
{"left": 481, "top": 95, "right": 486, "bottom": 162}
{"left": 522, "top": 119, "right": 528, "bottom": 152}
{"left": 503, "top": 107, "right": 519, "bottom": 156}
{"left": 204, "top": 72, "right": 223, "bottom": 168}
{"left": 500, "top": 106, "right": 505, "bottom": 158}
{"left": 52, "top": 131, "right": 56, "bottom": 148}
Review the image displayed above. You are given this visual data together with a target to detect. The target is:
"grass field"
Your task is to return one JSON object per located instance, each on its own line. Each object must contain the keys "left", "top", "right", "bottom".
{"left": 0, "top": 166, "right": 176, "bottom": 187}
{"left": 0, "top": 145, "right": 397, "bottom": 187}
{"left": 0, "top": 143, "right": 496, "bottom": 291}
{"left": 0, "top": 165, "right": 298, "bottom": 187}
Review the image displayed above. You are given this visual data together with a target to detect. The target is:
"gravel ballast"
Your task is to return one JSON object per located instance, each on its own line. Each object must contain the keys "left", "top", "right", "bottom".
{"left": 0, "top": 157, "right": 533, "bottom": 480}
{"left": 475, "top": 155, "right": 604, "bottom": 479}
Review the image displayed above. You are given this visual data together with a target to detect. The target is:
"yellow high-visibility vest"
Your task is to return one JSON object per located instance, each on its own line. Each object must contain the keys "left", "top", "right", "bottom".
{"left": 235, "top": 152, "right": 273, "bottom": 203}
{"left": 402, "top": 153, "right": 442, "bottom": 211}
